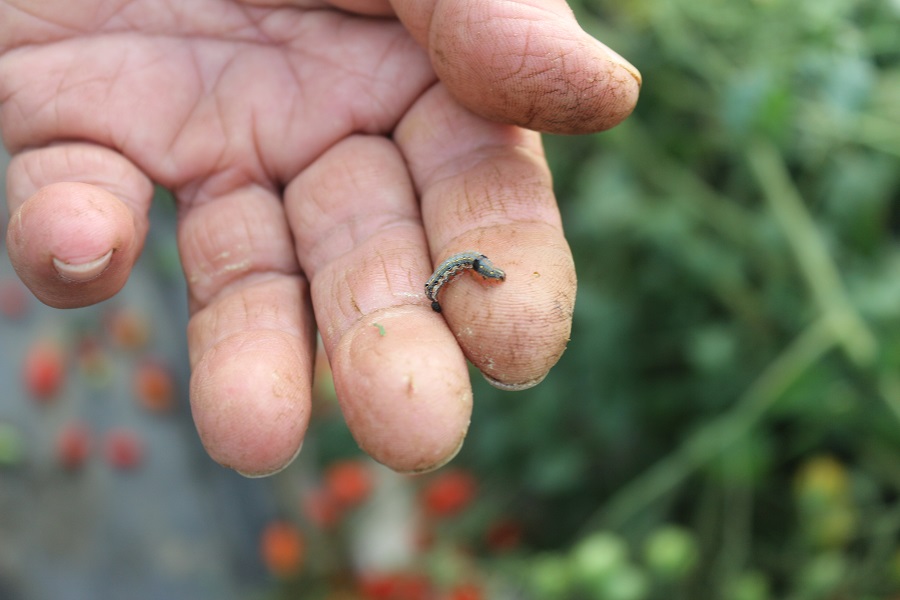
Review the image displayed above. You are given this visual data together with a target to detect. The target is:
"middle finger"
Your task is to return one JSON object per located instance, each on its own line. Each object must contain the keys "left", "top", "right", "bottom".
{"left": 284, "top": 135, "right": 473, "bottom": 473}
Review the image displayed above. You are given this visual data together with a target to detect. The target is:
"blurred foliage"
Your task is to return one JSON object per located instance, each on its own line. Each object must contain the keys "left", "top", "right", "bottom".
{"left": 449, "top": 0, "right": 900, "bottom": 597}
{"left": 289, "top": 0, "right": 900, "bottom": 598}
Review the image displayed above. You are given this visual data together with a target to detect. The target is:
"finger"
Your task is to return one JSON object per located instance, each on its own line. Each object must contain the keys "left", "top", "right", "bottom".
{"left": 5, "top": 143, "right": 153, "bottom": 308}
{"left": 391, "top": 0, "right": 641, "bottom": 134}
{"left": 179, "top": 184, "right": 316, "bottom": 477}
{"left": 395, "top": 84, "right": 576, "bottom": 390}
{"left": 284, "top": 135, "right": 472, "bottom": 474}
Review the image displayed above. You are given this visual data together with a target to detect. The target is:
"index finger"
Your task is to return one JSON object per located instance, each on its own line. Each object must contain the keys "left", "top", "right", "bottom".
{"left": 395, "top": 85, "right": 576, "bottom": 390}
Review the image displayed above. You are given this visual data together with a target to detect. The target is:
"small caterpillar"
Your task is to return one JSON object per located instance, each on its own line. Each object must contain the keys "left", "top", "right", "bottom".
{"left": 425, "top": 252, "right": 506, "bottom": 313}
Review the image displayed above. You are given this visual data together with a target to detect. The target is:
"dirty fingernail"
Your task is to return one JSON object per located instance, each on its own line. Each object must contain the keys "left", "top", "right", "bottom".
{"left": 482, "top": 372, "right": 547, "bottom": 391}
{"left": 597, "top": 41, "right": 642, "bottom": 87}
{"left": 52, "top": 250, "right": 113, "bottom": 282}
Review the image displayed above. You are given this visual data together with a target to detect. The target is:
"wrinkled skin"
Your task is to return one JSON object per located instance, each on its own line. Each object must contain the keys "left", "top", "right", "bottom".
{"left": 0, "top": 0, "right": 640, "bottom": 475}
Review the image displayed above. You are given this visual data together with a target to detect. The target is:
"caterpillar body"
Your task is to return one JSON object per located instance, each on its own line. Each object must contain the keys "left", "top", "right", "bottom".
{"left": 425, "top": 252, "right": 506, "bottom": 313}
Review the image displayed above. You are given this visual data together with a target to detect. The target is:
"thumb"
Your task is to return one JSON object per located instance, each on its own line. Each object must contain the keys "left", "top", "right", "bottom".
{"left": 390, "top": 0, "right": 641, "bottom": 134}
{"left": 5, "top": 143, "right": 152, "bottom": 308}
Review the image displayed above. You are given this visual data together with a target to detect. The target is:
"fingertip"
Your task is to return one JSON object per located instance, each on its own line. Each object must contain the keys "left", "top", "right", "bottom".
{"left": 331, "top": 307, "right": 473, "bottom": 473}
{"left": 6, "top": 182, "right": 140, "bottom": 308}
{"left": 437, "top": 229, "right": 576, "bottom": 390}
{"left": 190, "top": 332, "right": 311, "bottom": 476}
{"left": 423, "top": 0, "right": 640, "bottom": 133}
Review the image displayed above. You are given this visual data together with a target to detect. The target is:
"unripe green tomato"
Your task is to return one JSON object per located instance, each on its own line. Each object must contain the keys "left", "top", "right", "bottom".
{"left": 530, "top": 553, "right": 572, "bottom": 599}
{"left": 642, "top": 525, "right": 699, "bottom": 580}
{"left": 594, "top": 565, "right": 649, "bottom": 600}
{"left": 571, "top": 531, "right": 629, "bottom": 585}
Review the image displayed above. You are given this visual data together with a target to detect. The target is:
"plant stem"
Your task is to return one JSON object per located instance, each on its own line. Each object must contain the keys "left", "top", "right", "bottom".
{"left": 595, "top": 317, "right": 836, "bottom": 530}
{"left": 746, "top": 139, "right": 877, "bottom": 367}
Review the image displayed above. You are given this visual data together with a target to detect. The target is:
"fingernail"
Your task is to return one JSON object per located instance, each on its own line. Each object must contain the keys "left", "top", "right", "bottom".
{"left": 482, "top": 372, "right": 547, "bottom": 391}
{"left": 598, "top": 42, "right": 642, "bottom": 87}
{"left": 395, "top": 435, "right": 467, "bottom": 475}
{"left": 236, "top": 442, "right": 303, "bottom": 479}
{"left": 52, "top": 250, "right": 113, "bottom": 282}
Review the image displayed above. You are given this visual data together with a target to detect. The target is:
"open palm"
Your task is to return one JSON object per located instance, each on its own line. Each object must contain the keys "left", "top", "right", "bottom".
{"left": 0, "top": 0, "right": 640, "bottom": 475}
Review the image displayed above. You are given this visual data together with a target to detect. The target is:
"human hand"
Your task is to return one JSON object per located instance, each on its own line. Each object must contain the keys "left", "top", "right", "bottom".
{"left": 0, "top": 0, "right": 640, "bottom": 475}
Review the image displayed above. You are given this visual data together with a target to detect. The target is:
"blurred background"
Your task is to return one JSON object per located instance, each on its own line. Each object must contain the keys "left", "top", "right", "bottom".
{"left": 2, "top": 0, "right": 900, "bottom": 598}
